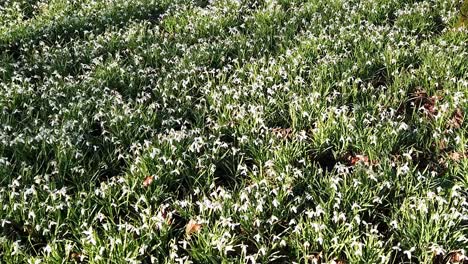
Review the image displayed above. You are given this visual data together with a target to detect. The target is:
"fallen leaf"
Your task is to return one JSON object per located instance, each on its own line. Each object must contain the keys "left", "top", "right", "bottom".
{"left": 69, "top": 252, "right": 82, "bottom": 262}
{"left": 433, "top": 250, "right": 468, "bottom": 264}
{"left": 271, "top": 127, "right": 292, "bottom": 139}
{"left": 143, "top": 176, "right": 154, "bottom": 187}
{"left": 306, "top": 252, "right": 322, "bottom": 263}
{"left": 348, "top": 154, "right": 370, "bottom": 166}
{"left": 449, "top": 251, "right": 464, "bottom": 262}
{"left": 449, "top": 152, "right": 462, "bottom": 162}
{"left": 185, "top": 219, "right": 202, "bottom": 237}
{"left": 408, "top": 88, "right": 440, "bottom": 118}
{"left": 436, "top": 139, "right": 448, "bottom": 151}
{"left": 448, "top": 108, "right": 464, "bottom": 129}
{"left": 412, "top": 88, "right": 428, "bottom": 99}
{"left": 423, "top": 97, "right": 437, "bottom": 116}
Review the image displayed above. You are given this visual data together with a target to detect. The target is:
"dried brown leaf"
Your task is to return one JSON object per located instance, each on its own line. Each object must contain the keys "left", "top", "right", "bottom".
{"left": 437, "top": 139, "right": 448, "bottom": 151}
{"left": 448, "top": 108, "right": 464, "bottom": 129}
{"left": 348, "top": 154, "right": 370, "bottom": 166}
{"left": 449, "top": 251, "right": 464, "bottom": 262}
{"left": 271, "top": 127, "right": 293, "bottom": 139}
{"left": 409, "top": 88, "right": 441, "bottom": 118}
{"left": 69, "top": 252, "right": 82, "bottom": 262}
{"left": 449, "top": 152, "right": 462, "bottom": 162}
{"left": 412, "top": 88, "right": 428, "bottom": 99}
{"left": 423, "top": 98, "right": 437, "bottom": 116}
{"left": 306, "top": 252, "right": 322, "bottom": 263}
{"left": 185, "top": 219, "right": 202, "bottom": 237}
{"left": 143, "top": 176, "right": 154, "bottom": 187}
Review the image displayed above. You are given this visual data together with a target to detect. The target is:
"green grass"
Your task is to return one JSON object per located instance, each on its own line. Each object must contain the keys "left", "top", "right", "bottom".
{"left": 0, "top": 0, "right": 467, "bottom": 263}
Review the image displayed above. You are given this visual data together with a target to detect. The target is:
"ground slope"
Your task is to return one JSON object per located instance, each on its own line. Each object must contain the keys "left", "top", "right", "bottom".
{"left": 0, "top": 0, "right": 467, "bottom": 263}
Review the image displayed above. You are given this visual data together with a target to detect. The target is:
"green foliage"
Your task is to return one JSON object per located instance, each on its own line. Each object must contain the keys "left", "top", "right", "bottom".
{"left": 0, "top": 0, "right": 467, "bottom": 263}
